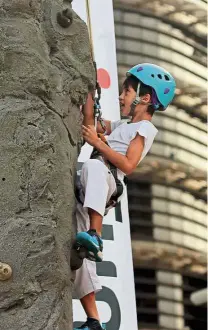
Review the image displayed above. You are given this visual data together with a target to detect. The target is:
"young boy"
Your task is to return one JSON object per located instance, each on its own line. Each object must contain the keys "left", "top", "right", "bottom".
{"left": 74, "top": 63, "right": 176, "bottom": 330}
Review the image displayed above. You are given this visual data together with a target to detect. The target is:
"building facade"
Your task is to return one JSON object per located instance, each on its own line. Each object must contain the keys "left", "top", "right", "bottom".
{"left": 113, "top": 1, "right": 207, "bottom": 329}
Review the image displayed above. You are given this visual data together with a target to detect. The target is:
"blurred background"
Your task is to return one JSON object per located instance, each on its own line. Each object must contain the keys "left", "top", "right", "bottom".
{"left": 112, "top": 1, "right": 207, "bottom": 329}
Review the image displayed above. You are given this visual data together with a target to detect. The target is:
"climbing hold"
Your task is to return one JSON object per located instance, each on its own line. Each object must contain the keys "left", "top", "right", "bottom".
{"left": 57, "top": 8, "right": 73, "bottom": 28}
{"left": 70, "top": 246, "right": 87, "bottom": 271}
{"left": 0, "top": 262, "right": 12, "bottom": 281}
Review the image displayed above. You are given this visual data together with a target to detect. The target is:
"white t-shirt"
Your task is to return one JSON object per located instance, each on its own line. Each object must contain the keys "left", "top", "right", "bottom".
{"left": 107, "top": 119, "right": 158, "bottom": 180}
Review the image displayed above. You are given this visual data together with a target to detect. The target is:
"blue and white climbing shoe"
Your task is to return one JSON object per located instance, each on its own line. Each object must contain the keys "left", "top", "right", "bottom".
{"left": 75, "top": 229, "right": 103, "bottom": 262}
{"left": 74, "top": 317, "right": 106, "bottom": 329}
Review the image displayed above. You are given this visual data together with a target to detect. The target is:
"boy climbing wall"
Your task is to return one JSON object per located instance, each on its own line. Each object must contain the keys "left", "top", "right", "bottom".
{"left": 73, "top": 63, "right": 176, "bottom": 330}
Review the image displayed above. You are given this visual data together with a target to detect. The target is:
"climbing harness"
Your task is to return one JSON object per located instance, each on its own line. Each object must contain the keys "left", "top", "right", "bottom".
{"left": 79, "top": 81, "right": 124, "bottom": 213}
{"left": 90, "top": 79, "right": 123, "bottom": 211}
{"left": 90, "top": 136, "right": 124, "bottom": 213}
{"left": 76, "top": 143, "right": 124, "bottom": 216}
{"left": 76, "top": 0, "right": 123, "bottom": 214}
{"left": 77, "top": 98, "right": 124, "bottom": 214}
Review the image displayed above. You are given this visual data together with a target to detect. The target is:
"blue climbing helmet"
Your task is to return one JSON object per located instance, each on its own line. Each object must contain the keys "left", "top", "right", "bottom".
{"left": 127, "top": 63, "right": 176, "bottom": 110}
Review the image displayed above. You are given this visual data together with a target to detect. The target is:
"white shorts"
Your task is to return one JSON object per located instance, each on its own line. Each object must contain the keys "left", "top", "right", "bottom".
{"left": 73, "top": 159, "right": 116, "bottom": 299}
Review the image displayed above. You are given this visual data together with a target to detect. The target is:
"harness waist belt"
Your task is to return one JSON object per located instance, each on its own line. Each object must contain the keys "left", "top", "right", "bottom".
{"left": 75, "top": 144, "right": 126, "bottom": 215}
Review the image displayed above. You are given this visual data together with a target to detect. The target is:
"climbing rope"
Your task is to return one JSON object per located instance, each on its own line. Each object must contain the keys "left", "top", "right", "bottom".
{"left": 85, "top": 0, "right": 106, "bottom": 134}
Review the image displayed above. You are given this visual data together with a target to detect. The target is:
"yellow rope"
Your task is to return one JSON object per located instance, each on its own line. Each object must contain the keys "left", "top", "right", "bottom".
{"left": 85, "top": 0, "right": 103, "bottom": 132}
{"left": 86, "top": 0, "right": 95, "bottom": 62}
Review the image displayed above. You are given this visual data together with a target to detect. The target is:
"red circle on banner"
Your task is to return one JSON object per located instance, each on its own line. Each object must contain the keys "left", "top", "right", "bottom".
{"left": 97, "top": 68, "right": 111, "bottom": 89}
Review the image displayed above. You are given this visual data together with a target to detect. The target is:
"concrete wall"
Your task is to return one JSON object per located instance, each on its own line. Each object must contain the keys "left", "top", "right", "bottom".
{"left": 0, "top": 1, "right": 95, "bottom": 329}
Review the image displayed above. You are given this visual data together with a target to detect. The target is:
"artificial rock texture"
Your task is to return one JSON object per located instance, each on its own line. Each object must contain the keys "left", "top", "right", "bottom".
{"left": 0, "top": 1, "right": 95, "bottom": 329}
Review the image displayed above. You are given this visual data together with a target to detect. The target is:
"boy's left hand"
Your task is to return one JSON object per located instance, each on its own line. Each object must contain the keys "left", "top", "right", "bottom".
{"left": 82, "top": 125, "right": 100, "bottom": 147}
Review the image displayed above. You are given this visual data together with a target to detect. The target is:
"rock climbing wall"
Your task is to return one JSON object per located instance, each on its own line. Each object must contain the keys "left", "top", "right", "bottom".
{"left": 0, "top": 1, "right": 95, "bottom": 329}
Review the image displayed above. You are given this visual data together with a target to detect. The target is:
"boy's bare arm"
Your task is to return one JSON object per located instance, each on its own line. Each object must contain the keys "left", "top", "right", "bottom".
{"left": 82, "top": 92, "right": 95, "bottom": 127}
{"left": 94, "top": 134, "right": 144, "bottom": 175}
{"left": 82, "top": 92, "right": 112, "bottom": 134}
{"left": 82, "top": 125, "right": 144, "bottom": 175}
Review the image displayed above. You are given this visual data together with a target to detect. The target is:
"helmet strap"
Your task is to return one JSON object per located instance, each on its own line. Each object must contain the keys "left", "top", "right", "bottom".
{"left": 129, "top": 83, "right": 152, "bottom": 118}
{"left": 129, "top": 83, "right": 141, "bottom": 117}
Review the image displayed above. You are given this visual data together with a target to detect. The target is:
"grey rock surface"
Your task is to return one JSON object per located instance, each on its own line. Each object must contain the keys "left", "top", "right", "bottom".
{"left": 0, "top": 1, "right": 95, "bottom": 329}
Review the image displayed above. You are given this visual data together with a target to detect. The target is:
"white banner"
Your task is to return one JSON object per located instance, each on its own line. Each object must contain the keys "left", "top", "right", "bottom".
{"left": 72, "top": 1, "right": 138, "bottom": 329}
